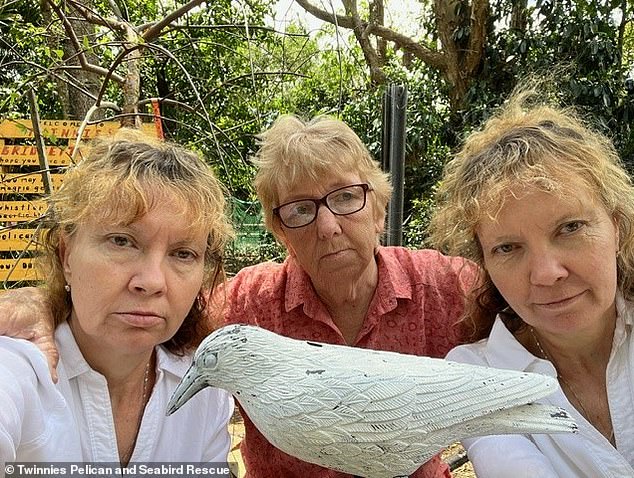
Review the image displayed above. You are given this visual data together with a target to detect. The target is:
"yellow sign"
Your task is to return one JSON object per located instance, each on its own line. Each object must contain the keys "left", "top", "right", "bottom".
{"left": 0, "top": 174, "right": 64, "bottom": 194}
{"left": 0, "top": 228, "right": 37, "bottom": 251}
{"left": 0, "top": 201, "right": 46, "bottom": 222}
{"left": 0, "top": 120, "right": 158, "bottom": 140}
{"left": 0, "top": 119, "right": 121, "bottom": 140}
{"left": 0, "top": 258, "right": 37, "bottom": 282}
{"left": 0, "top": 144, "right": 74, "bottom": 166}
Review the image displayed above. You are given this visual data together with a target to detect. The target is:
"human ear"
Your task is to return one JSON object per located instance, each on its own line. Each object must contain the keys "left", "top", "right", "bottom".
{"left": 612, "top": 215, "right": 620, "bottom": 253}
{"left": 58, "top": 234, "right": 73, "bottom": 284}
{"left": 374, "top": 212, "right": 386, "bottom": 235}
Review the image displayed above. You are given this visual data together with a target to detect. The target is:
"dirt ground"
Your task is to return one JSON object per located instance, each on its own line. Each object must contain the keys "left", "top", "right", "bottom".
{"left": 228, "top": 412, "right": 476, "bottom": 478}
{"left": 442, "top": 444, "right": 475, "bottom": 478}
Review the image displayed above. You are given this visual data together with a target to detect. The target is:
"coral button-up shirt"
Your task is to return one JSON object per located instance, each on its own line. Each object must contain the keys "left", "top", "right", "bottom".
{"left": 220, "top": 246, "right": 475, "bottom": 478}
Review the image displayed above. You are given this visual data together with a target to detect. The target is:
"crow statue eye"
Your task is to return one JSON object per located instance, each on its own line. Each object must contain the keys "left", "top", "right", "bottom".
{"left": 202, "top": 352, "right": 218, "bottom": 369}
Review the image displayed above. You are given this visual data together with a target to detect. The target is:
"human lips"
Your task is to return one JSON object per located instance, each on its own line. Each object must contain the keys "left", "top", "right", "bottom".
{"left": 320, "top": 248, "right": 351, "bottom": 260}
{"left": 533, "top": 291, "right": 586, "bottom": 309}
{"left": 116, "top": 310, "right": 165, "bottom": 327}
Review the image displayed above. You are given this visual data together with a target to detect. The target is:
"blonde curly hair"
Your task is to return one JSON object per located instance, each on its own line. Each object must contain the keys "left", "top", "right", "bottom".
{"left": 36, "top": 128, "right": 233, "bottom": 353}
{"left": 429, "top": 89, "right": 634, "bottom": 341}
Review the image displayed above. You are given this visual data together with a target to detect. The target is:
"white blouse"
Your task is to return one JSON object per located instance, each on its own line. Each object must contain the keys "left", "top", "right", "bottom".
{"left": 446, "top": 294, "right": 634, "bottom": 478}
{"left": 0, "top": 322, "right": 233, "bottom": 465}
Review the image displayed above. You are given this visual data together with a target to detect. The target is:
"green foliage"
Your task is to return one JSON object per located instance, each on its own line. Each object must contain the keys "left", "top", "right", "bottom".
{"left": 0, "top": 1, "right": 57, "bottom": 117}
{"left": 463, "top": 0, "right": 633, "bottom": 164}
{"left": 403, "top": 194, "right": 438, "bottom": 248}
{"left": 225, "top": 198, "right": 285, "bottom": 274}
{"left": 624, "top": 20, "right": 634, "bottom": 68}
{"left": 264, "top": 27, "right": 368, "bottom": 117}
{"left": 378, "top": 0, "right": 634, "bottom": 246}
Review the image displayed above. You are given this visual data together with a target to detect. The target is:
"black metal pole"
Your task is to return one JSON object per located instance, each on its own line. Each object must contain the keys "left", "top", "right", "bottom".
{"left": 381, "top": 84, "right": 407, "bottom": 246}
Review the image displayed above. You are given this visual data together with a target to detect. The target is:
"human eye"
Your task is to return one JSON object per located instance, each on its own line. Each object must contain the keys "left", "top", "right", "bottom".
{"left": 293, "top": 202, "right": 313, "bottom": 215}
{"left": 491, "top": 243, "right": 516, "bottom": 255}
{"left": 283, "top": 201, "right": 314, "bottom": 219}
{"left": 559, "top": 220, "right": 585, "bottom": 235}
{"left": 108, "top": 234, "right": 134, "bottom": 248}
{"left": 331, "top": 188, "right": 359, "bottom": 204}
{"left": 173, "top": 248, "right": 199, "bottom": 262}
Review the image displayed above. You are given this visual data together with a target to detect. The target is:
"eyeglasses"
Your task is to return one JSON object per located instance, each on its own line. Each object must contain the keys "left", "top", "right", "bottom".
{"left": 273, "top": 183, "right": 370, "bottom": 229}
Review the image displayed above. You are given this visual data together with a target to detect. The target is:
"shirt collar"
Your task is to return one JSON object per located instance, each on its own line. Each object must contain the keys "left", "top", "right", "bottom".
{"left": 374, "top": 247, "right": 413, "bottom": 300}
{"left": 284, "top": 255, "right": 317, "bottom": 312}
{"left": 56, "top": 320, "right": 192, "bottom": 381}
{"left": 484, "top": 290, "right": 632, "bottom": 374}
{"left": 611, "top": 291, "right": 632, "bottom": 354}
{"left": 616, "top": 291, "right": 634, "bottom": 327}
{"left": 56, "top": 321, "right": 90, "bottom": 380}
{"left": 483, "top": 318, "right": 540, "bottom": 372}
{"left": 283, "top": 247, "right": 413, "bottom": 313}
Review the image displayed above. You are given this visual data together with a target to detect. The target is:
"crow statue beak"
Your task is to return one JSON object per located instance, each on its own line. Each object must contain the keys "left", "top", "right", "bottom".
{"left": 166, "top": 363, "right": 209, "bottom": 416}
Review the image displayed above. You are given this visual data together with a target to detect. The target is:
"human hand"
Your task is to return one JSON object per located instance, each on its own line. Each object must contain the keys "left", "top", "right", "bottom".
{"left": 0, "top": 287, "right": 58, "bottom": 382}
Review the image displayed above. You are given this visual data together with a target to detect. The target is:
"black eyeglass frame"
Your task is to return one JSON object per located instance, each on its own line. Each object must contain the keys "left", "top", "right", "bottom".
{"left": 273, "top": 183, "right": 371, "bottom": 229}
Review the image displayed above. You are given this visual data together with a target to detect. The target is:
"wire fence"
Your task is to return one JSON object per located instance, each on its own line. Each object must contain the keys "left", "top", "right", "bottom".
{"left": 226, "top": 197, "right": 285, "bottom": 275}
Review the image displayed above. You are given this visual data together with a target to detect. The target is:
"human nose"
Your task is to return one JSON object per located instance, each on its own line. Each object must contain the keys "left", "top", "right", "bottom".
{"left": 528, "top": 248, "right": 568, "bottom": 286}
{"left": 314, "top": 203, "right": 342, "bottom": 239}
{"left": 129, "top": 253, "right": 168, "bottom": 295}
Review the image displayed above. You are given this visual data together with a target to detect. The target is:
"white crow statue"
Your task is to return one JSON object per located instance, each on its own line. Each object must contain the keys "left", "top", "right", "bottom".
{"left": 167, "top": 324, "right": 576, "bottom": 478}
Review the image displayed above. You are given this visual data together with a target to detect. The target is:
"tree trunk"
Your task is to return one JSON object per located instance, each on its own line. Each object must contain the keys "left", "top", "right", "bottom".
{"left": 41, "top": 0, "right": 102, "bottom": 121}
{"left": 121, "top": 26, "right": 142, "bottom": 128}
{"left": 511, "top": 0, "right": 528, "bottom": 31}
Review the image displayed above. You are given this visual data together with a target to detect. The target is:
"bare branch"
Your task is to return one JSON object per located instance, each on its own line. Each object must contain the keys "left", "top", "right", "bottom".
{"left": 121, "top": 25, "right": 142, "bottom": 127}
{"left": 138, "top": 98, "right": 197, "bottom": 112}
{"left": 372, "top": 25, "right": 446, "bottom": 70}
{"left": 342, "top": 0, "right": 386, "bottom": 84}
{"left": 294, "top": 0, "right": 355, "bottom": 27}
{"left": 44, "top": 0, "right": 126, "bottom": 84}
{"left": 141, "top": 0, "right": 207, "bottom": 42}
{"left": 65, "top": 0, "right": 128, "bottom": 32}
{"left": 107, "top": 0, "right": 125, "bottom": 21}
{"left": 295, "top": 0, "right": 446, "bottom": 71}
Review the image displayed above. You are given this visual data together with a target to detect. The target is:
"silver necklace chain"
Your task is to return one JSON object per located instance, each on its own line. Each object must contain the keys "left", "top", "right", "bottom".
{"left": 120, "top": 359, "right": 152, "bottom": 466}
{"left": 530, "top": 327, "right": 614, "bottom": 444}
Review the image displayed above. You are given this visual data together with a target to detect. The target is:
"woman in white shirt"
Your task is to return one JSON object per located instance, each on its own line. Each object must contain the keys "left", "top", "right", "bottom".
{"left": 0, "top": 130, "right": 234, "bottom": 466}
{"left": 429, "top": 86, "right": 634, "bottom": 477}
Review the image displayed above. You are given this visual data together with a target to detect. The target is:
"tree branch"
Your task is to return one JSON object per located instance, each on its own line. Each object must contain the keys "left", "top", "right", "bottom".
{"left": 141, "top": 0, "right": 207, "bottom": 42}
{"left": 295, "top": 0, "right": 446, "bottom": 71}
{"left": 44, "top": 0, "right": 126, "bottom": 83}
{"left": 371, "top": 24, "right": 447, "bottom": 70}
{"left": 370, "top": 0, "right": 387, "bottom": 62}
{"left": 465, "top": 0, "right": 489, "bottom": 75}
{"left": 65, "top": 0, "right": 128, "bottom": 32}
{"left": 342, "top": 0, "right": 385, "bottom": 83}
{"left": 294, "top": 0, "right": 355, "bottom": 28}
{"left": 433, "top": 0, "right": 459, "bottom": 69}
